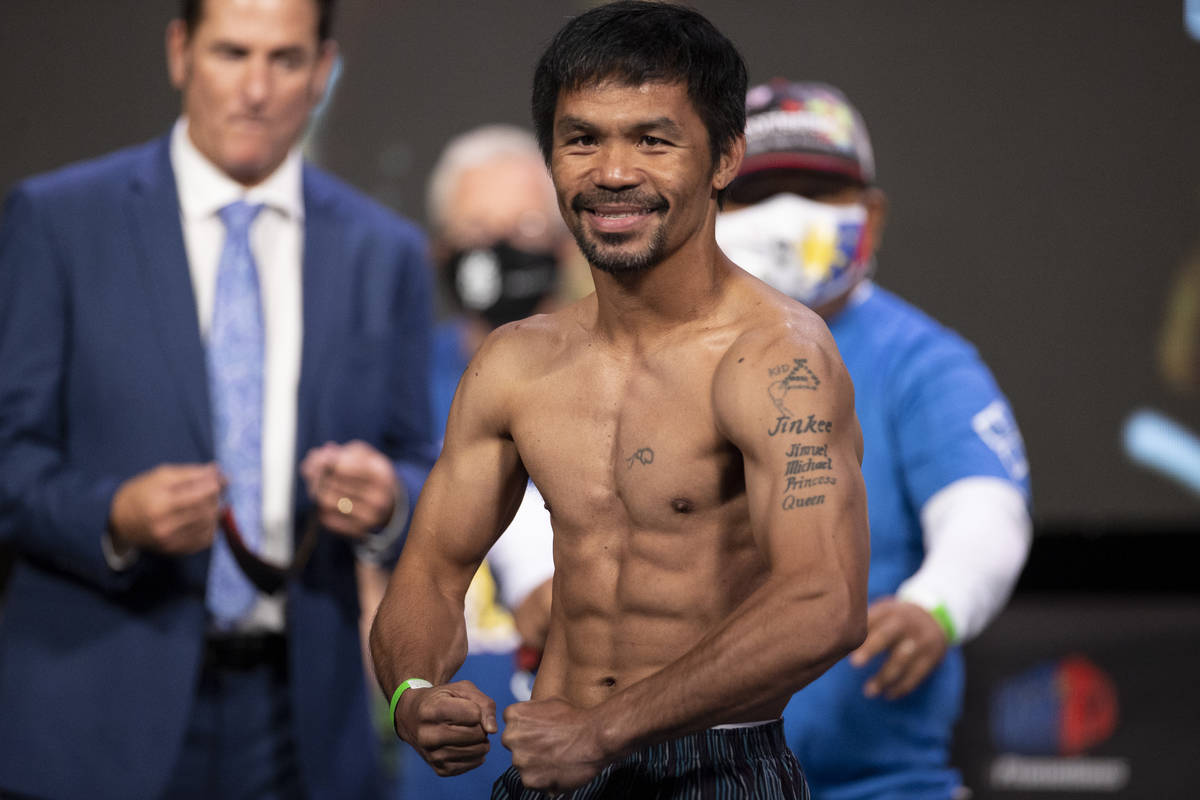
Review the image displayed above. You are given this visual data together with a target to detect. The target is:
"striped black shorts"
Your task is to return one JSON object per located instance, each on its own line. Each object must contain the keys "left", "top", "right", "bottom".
{"left": 491, "top": 719, "right": 810, "bottom": 799}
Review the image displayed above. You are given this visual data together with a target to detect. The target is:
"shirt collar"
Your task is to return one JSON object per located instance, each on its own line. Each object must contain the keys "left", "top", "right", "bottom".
{"left": 170, "top": 117, "right": 305, "bottom": 223}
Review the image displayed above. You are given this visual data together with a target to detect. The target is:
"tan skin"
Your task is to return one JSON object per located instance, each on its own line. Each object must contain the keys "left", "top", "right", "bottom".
{"left": 370, "top": 80, "right": 870, "bottom": 793}
{"left": 726, "top": 171, "right": 949, "bottom": 700}
{"left": 108, "top": 0, "right": 393, "bottom": 555}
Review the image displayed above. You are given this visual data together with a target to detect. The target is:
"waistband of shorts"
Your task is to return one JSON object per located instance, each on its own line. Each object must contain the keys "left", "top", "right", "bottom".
{"left": 712, "top": 718, "right": 778, "bottom": 730}
{"left": 629, "top": 718, "right": 789, "bottom": 765}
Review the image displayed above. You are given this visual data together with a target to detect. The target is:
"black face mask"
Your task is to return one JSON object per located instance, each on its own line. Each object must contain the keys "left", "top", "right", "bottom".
{"left": 443, "top": 241, "right": 559, "bottom": 328}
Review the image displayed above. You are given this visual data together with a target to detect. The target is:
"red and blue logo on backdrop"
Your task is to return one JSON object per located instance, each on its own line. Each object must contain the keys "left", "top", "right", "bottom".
{"left": 990, "top": 655, "right": 1119, "bottom": 756}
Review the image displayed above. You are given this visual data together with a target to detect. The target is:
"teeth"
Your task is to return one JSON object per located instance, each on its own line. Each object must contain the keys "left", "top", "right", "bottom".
{"left": 595, "top": 211, "right": 646, "bottom": 218}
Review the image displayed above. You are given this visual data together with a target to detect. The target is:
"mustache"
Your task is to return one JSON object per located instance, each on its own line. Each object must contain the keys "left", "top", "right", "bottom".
{"left": 570, "top": 189, "right": 668, "bottom": 213}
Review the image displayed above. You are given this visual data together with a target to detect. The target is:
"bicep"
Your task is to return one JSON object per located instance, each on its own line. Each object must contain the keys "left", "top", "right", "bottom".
{"left": 717, "top": 339, "right": 869, "bottom": 588}
{"left": 392, "top": 346, "right": 529, "bottom": 597}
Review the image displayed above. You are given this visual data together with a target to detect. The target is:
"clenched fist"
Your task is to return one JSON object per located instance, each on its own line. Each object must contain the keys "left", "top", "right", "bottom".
{"left": 394, "top": 680, "right": 498, "bottom": 777}
{"left": 503, "top": 698, "right": 609, "bottom": 794}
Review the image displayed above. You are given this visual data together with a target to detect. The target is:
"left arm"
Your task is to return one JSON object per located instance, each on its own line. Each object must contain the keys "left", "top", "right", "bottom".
{"left": 504, "top": 323, "right": 870, "bottom": 792}
{"left": 852, "top": 344, "right": 1032, "bottom": 698}
{"left": 852, "top": 476, "right": 1031, "bottom": 698}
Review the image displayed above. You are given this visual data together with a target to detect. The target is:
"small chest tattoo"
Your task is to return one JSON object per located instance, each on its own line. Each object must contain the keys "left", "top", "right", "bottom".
{"left": 624, "top": 447, "right": 655, "bottom": 469}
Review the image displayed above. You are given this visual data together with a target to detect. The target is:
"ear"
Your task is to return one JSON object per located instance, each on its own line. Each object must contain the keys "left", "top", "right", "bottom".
{"left": 862, "top": 187, "right": 888, "bottom": 257}
{"left": 165, "top": 19, "right": 190, "bottom": 91}
{"left": 712, "top": 133, "right": 747, "bottom": 192}
{"left": 310, "top": 40, "right": 339, "bottom": 104}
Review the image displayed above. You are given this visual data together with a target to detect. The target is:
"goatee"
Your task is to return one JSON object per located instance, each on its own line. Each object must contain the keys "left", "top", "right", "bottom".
{"left": 568, "top": 188, "right": 669, "bottom": 274}
{"left": 573, "top": 224, "right": 668, "bottom": 274}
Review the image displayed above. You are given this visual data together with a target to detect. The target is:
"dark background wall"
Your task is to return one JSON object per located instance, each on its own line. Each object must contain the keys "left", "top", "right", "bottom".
{"left": 2, "top": 0, "right": 1198, "bottom": 525}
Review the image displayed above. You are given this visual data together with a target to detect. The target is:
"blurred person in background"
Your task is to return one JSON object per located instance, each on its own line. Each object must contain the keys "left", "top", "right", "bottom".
{"left": 0, "top": 0, "right": 434, "bottom": 797}
{"left": 716, "top": 79, "right": 1033, "bottom": 800}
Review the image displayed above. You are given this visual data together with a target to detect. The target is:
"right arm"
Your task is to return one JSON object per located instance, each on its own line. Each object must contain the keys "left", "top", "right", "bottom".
{"left": 369, "top": 327, "right": 530, "bottom": 774}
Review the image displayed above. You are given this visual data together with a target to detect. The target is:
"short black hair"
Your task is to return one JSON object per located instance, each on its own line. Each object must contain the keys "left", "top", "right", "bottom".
{"left": 181, "top": 0, "right": 336, "bottom": 42}
{"left": 532, "top": 0, "right": 747, "bottom": 169}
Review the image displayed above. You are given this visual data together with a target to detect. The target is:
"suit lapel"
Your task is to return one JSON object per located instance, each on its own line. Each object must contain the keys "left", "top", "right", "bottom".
{"left": 125, "top": 136, "right": 213, "bottom": 457}
{"left": 296, "top": 168, "right": 352, "bottom": 460}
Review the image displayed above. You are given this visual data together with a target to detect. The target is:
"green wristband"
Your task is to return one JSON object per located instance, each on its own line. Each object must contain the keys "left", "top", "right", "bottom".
{"left": 389, "top": 678, "right": 433, "bottom": 726}
{"left": 929, "top": 604, "right": 958, "bottom": 644}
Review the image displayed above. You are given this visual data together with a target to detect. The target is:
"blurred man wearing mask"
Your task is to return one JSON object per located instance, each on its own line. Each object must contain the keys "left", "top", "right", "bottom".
{"left": 425, "top": 124, "right": 578, "bottom": 437}
{"left": 0, "top": 0, "right": 433, "bottom": 797}
{"left": 717, "top": 80, "right": 1033, "bottom": 800}
{"left": 386, "top": 123, "right": 566, "bottom": 798}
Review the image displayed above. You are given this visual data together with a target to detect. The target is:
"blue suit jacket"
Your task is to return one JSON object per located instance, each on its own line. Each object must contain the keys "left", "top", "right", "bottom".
{"left": 0, "top": 135, "right": 435, "bottom": 800}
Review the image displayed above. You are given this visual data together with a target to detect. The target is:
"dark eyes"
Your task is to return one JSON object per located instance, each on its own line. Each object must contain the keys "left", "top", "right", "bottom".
{"left": 213, "top": 45, "right": 247, "bottom": 60}
{"left": 275, "top": 52, "right": 305, "bottom": 69}
{"left": 563, "top": 135, "right": 671, "bottom": 147}
{"left": 209, "top": 45, "right": 306, "bottom": 69}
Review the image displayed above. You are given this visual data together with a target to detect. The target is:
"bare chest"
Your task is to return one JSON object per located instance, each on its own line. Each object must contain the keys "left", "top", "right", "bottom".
{"left": 511, "top": 349, "right": 742, "bottom": 532}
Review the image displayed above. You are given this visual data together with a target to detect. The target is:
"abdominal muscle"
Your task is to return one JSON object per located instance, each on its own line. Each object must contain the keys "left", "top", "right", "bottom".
{"left": 529, "top": 511, "right": 779, "bottom": 723}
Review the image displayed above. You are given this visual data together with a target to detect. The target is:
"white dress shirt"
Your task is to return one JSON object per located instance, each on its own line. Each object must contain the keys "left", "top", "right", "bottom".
{"left": 172, "top": 117, "right": 304, "bottom": 632}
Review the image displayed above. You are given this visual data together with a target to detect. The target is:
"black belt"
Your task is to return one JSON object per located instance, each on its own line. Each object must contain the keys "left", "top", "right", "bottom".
{"left": 204, "top": 632, "right": 288, "bottom": 671}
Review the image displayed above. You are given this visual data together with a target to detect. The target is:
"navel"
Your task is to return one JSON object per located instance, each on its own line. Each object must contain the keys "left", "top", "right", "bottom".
{"left": 601, "top": 676, "right": 617, "bottom": 688}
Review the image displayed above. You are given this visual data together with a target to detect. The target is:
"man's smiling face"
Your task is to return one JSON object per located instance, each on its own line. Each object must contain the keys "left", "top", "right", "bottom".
{"left": 549, "top": 80, "right": 725, "bottom": 275}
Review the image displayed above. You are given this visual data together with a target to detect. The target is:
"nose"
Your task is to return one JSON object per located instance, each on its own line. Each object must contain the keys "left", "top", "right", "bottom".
{"left": 591, "top": 143, "right": 641, "bottom": 191}
{"left": 240, "top": 57, "right": 272, "bottom": 109}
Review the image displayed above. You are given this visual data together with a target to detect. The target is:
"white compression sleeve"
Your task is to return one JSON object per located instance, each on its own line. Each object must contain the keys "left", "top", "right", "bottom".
{"left": 896, "top": 476, "right": 1031, "bottom": 643}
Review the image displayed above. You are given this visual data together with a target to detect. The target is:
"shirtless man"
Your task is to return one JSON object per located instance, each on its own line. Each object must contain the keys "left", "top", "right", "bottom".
{"left": 369, "top": 2, "right": 869, "bottom": 797}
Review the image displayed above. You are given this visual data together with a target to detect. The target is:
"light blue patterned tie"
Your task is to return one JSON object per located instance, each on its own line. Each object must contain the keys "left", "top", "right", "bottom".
{"left": 205, "top": 200, "right": 266, "bottom": 628}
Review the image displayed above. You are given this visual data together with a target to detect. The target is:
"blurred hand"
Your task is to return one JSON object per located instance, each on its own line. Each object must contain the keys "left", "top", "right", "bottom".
{"left": 849, "top": 596, "right": 949, "bottom": 700}
{"left": 395, "top": 680, "right": 497, "bottom": 776}
{"left": 503, "top": 698, "right": 607, "bottom": 794}
{"left": 513, "top": 577, "right": 553, "bottom": 654}
{"left": 108, "top": 463, "right": 222, "bottom": 555}
{"left": 300, "top": 440, "right": 397, "bottom": 538}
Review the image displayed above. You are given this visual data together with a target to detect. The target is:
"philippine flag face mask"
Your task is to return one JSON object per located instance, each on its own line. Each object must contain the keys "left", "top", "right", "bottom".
{"left": 716, "top": 193, "right": 873, "bottom": 309}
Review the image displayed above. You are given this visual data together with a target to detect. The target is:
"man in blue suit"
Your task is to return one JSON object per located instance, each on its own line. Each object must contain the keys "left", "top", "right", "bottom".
{"left": 0, "top": 0, "right": 434, "bottom": 797}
